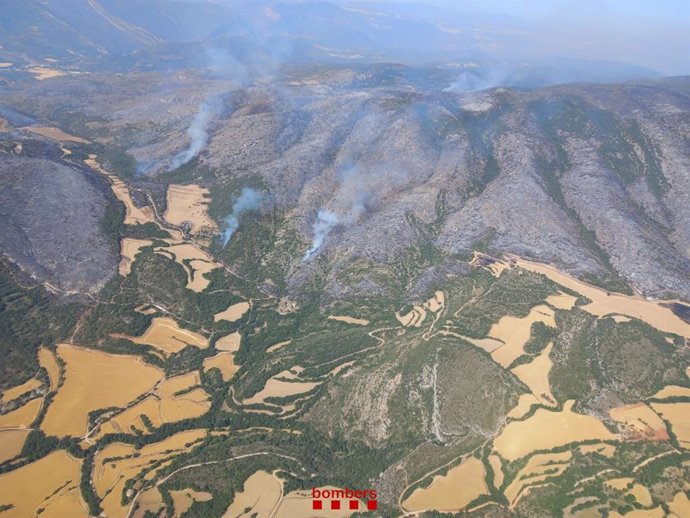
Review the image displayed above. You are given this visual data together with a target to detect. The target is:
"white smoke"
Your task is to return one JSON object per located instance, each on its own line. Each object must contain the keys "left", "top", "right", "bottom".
{"left": 444, "top": 64, "right": 514, "bottom": 93}
{"left": 221, "top": 187, "right": 264, "bottom": 246}
{"left": 303, "top": 163, "right": 411, "bottom": 261}
{"left": 303, "top": 210, "right": 340, "bottom": 260}
{"left": 169, "top": 99, "right": 218, "bottom": 171}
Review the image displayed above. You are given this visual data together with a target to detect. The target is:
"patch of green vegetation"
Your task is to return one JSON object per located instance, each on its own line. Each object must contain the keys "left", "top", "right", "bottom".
{"left": 0, "top": 262, "right": 83, "bottom": 390}
{"left": 511, "top": 440, "right": 682, "bottom": 517}
{"left": 112, "top": 418, "right": 407, "bottom": 516}
{"left": 234, "top": 300, "right": 378, "bottom": 400}
{"left": 549, "top": 309, "right": 689, "bottom": 405}
{"left": 579, "top": 272, "right": 634, "bottom": 296}
{"left": 524, "top": 321, "right": 558, "bottom": 355}
{"left": 176, "top": 174, "right": 312, "bottom": 296}
{"left": 0, "top": 429, "right": 83, "bottom": 475}
{"left": 159, "top": 157, "right": 213, "bottom": 184}
{"left": 125, "top": 223, "right": 170, "bottom": 239}
{"left": 73, "top": 299, "right": 150, "bottom": 346}
{"left": 87, "top": 406, "right": 121, "bottom": 429}
{"left": 80, "top": 451, "right": 102, "bottom": 515}
{"left": 97, "top": 146, "right": 138, "bottom": 178}
{"left": 205, "top": 170, "right": 266, "bottom": 221}
{"left": 636, "top": 450, "right": 690, "bottom": 487}
{"left": 72, "top": 248, "right": 250, "bottom": 380}
{"left": 20, "top": 430, "right": 59, "bottom": 461}
{"left": 100, "top": 199, "right": 128, "bottom": 249}
{"left": 435, "top": 336, "right": 524, "bottom": 434}
{"left": 100, "top": 198, "right": 168, "bottom": 249}
{"left": 165, "top": 346, "right": 206, "bottom": 378}
{"left": 216, "top": 212, "right": 300, "bottom": 293}
{"left": 445, "top": 268, "right": 555, "bottom": 339}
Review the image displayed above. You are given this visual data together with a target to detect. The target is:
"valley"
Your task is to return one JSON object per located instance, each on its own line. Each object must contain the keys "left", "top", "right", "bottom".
{"left": 1, "top": 158, "right": 688, "bottom": 515}
{"left": 1, "top": 109, "right": 690, "bottom": 515}
{"left": 0, "top": 2, "right": 689, "bottom": 515}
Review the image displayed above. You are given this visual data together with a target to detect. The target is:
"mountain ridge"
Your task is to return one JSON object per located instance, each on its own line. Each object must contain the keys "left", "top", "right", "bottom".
{"left": 2, "top": 70, "right": 689, "bottom": 302}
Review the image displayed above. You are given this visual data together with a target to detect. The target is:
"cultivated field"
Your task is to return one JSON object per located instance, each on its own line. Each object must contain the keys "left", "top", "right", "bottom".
{"left": 41, "top": 344, "right": 163, "bottom": 436}
{"left": 222, "top": 470, "right": 282, "bottom": 518}
{"left": 155, "top": 241, "right": 220, "bottom": 292}
{"left": 650, "top": 402, "right": 690, "bottom": 448}
{"left": 396, "top": 291, "right": 445, "bottom": 327}
{"left": 403, "top": 457, "right": 488, "bottom": 512}
{"left": 119, "top": 238, "right": 152, "bottom": 276}
{"left": 266, "top": 339, "right": 291, "bottom": 353}
{"left": 203, "top": 352, "right": 238, "bottom": 381}
{"left": 274, "top": 486, "right": 364, "bottom": 518}
{"left": 653, "top": 385, "right": 690, "bottom": 399}
{"left": 493, "top": 401, "right": 616, "bottom": 461}
{"left": 164, "top": 184, "right": 217, "bottom": 234}
{"left": 470, "top": 251, "right": 509, "bottom": 277}
{"left": 328, "top": 315, "right": 370, "bottom": 325}
{"left": 215, "top": 331, "right": 241, "bottom": 352}
{"left": 512, "top": 256, "right": 690, "bottom": 339}
{"left": 609, "top": 403, "right": 668, "bottom": 441}
{"left": 490, "top": 304, "right": 556, "bottom": 367}
{"left": 545, "top": 291, "right": 577, "bottom": 310}
{"left": 504, "top": 451, "right": 572, "bottom": 506}
{"left": 125, "top": 317, "right": 208, "bottom": 356}
{"left": 214, "top": 302, "right": 250, "bottom": 322}
{"left": 171, "top": 489, "right": 213, "bottom": 516}
{"left": 605, "top": 477, "right": 653, "bottom": 506}
{"left": 0, "top": 450, "right": 87, "bottom": 517}
{"left": 510, "top": 342, "right": 556, "bottom": 405}
{"left": 85, "top": 154, "right": 157, "bottom": 226}
{"left": 489, "top": 454, "right": 504, "bottom": 488}
{"left": 243, "top": 369, "right": 319, "bottom": 408}
{"left": 93, "top": 429, "right": 207, "bottom": 518}
{"left": 669, "top": 492, "right": 690, "bottom": 517}
{"left": 506, "top": 393, "right": 540, "bottom": 420}
{"left": 95, "top": 372, "right": 210, "bottom": 438}
{"left": 27, "top": 67, "right": 67, "bottom": 80}
{"left": 1, "top": 377, "right": 41, "bottom": 403}
{"left": 0, "top": 429, "right": 30, "bottom": 463}
{"left": 23, "top": 125, "right": 90, "bottom": 143}
{"left": 0, "top": 398, "right": 43, "bottom": 429}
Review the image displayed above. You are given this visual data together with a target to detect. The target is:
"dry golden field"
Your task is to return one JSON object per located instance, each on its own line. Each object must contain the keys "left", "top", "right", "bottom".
{"left": 41, "top": 344, "right": 163, "bottom": 437}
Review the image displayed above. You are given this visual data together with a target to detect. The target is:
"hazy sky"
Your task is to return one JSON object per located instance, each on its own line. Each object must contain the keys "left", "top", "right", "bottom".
{"left": 348, "top": 0, "right": 690, "bottom": 75}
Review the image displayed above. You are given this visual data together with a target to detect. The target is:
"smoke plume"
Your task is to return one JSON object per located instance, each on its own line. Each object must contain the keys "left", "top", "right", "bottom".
{"left": 303, "top": 163, "right": 409, "bottom": 260}
{"left": 303, "top": 210, "right": 340, "bottom": 261}
{"left": 221, "top": 187, "right": 264, "bottom": 246}
{"left": 169, "top": 99, "right": 219, "bottom": 171}
{"left": 444, "top": 64, "right": 514, "bottom": 93}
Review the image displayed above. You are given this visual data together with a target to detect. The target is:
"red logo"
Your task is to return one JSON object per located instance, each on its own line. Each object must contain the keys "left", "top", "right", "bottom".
{"left": 311, "top": 487, "right": 377, "bottom": 511}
